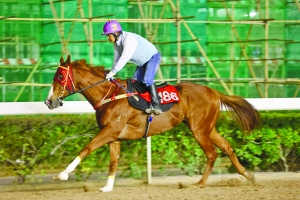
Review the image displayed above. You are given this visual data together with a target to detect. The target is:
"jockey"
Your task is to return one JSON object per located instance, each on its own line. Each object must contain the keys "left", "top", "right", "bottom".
{"left": 102, "top": 19, "right": 162, "bottom": 115}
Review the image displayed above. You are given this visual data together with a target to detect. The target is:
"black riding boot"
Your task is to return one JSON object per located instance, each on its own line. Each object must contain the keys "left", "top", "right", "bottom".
{"left": 145, "top": 84, "right": 162, "bottom": 115}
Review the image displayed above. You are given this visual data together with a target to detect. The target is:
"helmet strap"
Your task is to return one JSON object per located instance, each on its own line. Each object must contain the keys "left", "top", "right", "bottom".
{"left": 112, "top": 31, "right": 122, "bottom": 43}
{"left": 112, "top": 33, "right": 118, "bottom": 43}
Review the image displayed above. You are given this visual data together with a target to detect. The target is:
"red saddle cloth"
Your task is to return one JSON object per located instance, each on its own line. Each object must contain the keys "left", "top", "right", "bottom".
{"left": 139, "top": 85, "right": 180, "bottom": 104}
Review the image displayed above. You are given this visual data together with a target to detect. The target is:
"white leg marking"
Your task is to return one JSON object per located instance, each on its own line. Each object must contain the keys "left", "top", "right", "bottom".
{"left": 99, "top": 175, "right": 115, "bottom": 192}
{"left": 58, "top": 156, "right": 81, "bottom": 180}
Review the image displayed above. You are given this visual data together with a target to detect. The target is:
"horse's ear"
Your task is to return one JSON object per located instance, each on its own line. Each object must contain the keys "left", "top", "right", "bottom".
{"left": 66, "top": 55, "right": 71, "bottom": 65}
{"left": 60, "top": 56, "right": 64, "bottom": 65}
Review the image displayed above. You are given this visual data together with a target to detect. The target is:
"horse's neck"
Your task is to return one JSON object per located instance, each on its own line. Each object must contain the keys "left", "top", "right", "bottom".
{"left": 73, "top": 66, "right": 124, "bottom": 107}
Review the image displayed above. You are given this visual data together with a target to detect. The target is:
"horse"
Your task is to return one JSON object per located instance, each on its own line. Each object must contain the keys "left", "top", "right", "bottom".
{"left": 45, "top": 55, "right": 260, "bottom": 192}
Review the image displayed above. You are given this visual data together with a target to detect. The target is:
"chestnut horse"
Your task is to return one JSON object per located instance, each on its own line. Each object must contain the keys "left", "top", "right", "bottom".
{"left": 45, "top": 55, "right": 260, "bottom": 192}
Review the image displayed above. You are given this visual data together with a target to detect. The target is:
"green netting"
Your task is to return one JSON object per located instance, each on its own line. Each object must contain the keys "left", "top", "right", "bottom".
{"left": 0, "top": 0, "right": 299, "bottom": 102}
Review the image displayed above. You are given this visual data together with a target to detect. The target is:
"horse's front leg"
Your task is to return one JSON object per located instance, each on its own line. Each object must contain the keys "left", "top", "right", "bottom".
{"left": 52, "top": 126, "right": 118, "bottom": 182}
{"left": 99, "top": 141, "right": 121, "bottom": 192}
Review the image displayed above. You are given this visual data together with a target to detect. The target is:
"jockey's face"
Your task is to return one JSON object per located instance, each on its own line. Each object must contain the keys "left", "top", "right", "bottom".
{"left": 106, "top": 33, "right": 116, "bottom": 43}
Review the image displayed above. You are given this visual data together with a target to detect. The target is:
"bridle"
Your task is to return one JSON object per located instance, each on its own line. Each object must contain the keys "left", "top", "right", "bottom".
{"left": 53, "top": 64, "right": 107, "bottom": 105}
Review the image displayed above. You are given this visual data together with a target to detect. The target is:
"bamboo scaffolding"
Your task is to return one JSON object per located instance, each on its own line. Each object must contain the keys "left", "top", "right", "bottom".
{"left": 13, "top": 58, "right": 42, "bottom": 102}
{"left": 137, "top": 0, "right": 151, "bottom": 37}
{"left": 210, "top": 58, "right": 300, "bottom": 62}
{"left": 208, "top": 39, "right": 294, "bottom": 44}
{"left": 41, "top": 0, "right": 73, "bottom": 5}
{"left": 149, "top": 0, "right": 168, "bottom": 42}
{"left": 222, "top": 2, "right": 263, "bottom": 97}
{"left": 1, "top": 1, "right": 299, "bottom": 98}
{"left": 0, "top": 83, "right": 51, "bottom": 86}
{"left": 77, "top": 0, "right": 91, "bottom": 46}
{"left": 49, "top": 0, "right": 69, "bottom": 55}
{"left": 168, "top": 0, "right": 232, "bottom": 95}
{"left": 154, "top": 39, "right": 200, "bottom": 44}
{"left": 40, "top": 40, "right": 107, "bottom": 47}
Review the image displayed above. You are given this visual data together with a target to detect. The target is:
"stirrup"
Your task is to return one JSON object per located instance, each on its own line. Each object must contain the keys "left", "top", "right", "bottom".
{"left": 145, "top": 105, "right": 162, "bottom": 115}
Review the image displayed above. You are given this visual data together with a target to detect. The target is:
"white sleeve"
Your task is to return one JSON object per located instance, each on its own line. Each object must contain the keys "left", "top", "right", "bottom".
{"left": 112, "top": 49, "right": 121, "bottom": 69}
{"left": 111, "top": 34, "right": 138, "bottom": 74}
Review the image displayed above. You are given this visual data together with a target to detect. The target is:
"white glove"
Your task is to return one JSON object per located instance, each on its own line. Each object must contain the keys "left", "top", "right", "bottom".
{"left": 106, "top": 71, "right": 115, "bottom": 80}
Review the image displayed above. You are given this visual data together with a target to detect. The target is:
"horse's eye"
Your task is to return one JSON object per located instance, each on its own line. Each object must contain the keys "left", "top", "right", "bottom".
{"left": 58, "top": 74, "right": 64, "bottom": 80}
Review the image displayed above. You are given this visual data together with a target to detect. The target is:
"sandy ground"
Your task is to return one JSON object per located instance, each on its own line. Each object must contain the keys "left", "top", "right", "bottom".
{"left": 0, "top": 172, "right": 299, "bottom": 200}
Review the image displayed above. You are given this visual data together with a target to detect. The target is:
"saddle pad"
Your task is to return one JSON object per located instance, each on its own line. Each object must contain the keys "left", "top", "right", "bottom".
{"left": 127, "top": 79, "right": 179, "bottom": 112}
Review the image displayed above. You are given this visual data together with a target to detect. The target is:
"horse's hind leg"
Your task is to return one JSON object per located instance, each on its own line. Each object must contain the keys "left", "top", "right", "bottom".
{"left": 100, "top": 141, "right": 121, "bottom": 192}
{"left": 210, "top": 128, "right": 255, "bottom": 183}
{"left": 192, "top": 129, "right": 218, "bottom": 188}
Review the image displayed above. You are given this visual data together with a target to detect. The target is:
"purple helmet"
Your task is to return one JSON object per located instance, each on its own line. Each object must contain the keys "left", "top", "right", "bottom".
{"left": 102, "top": 20, "right": 122, "bottom": 35}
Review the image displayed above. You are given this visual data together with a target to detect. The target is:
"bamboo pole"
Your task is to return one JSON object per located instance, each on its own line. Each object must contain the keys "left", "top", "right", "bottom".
{"left": 154, "top": 39, "right": 200, "bottom": 44}
{"left": 4, "top": 16, "right": 300, "bottom": 24}
{"left": 66, "top": 9, "right": 79, "bottom": 44}
{"left": 137, "top": 0, "right": 151, "bottom": 38}
{"left": 294, "top": 85, "right": 300, "bottom": 97}
{"left": 1, "top": 17, "right": 270, "bottom": 24}
{"left": 210, "top": 58, "right": 300, "bottom": 62}
{"left": 176, "top": 0, "right": 181, "bottom": 83}
{"left": 13, "top": 58, "right": 42, "bottom": 102}
{"left": 88, "top": 0, "right": 94, "bottom": 64}
{"left": 232, "top": 24, "right": 254, "bottom": 75}
{"left": 230, "top": 2, "right": 234, "bottom": 92}
{"left": 264, "top": 0, "right": 269, "bottom": 98}
{"left": 77, "top": 0, "right": 91, "bottom": 46}
{"left": 49, "top": 0, "right": 69, "bottom": 55}
{"left": 149, "top": 0, "right": 168, "bottom": 42}
{"left": 41, "top": 40, "right": 107, "bottom": 47}
{"left": 294, "top": 0, "right": 300, "bottom": 11}
{"left": 208, "top": 38, "right": 294, "bottom": 43}
{"left": 0, "top": 83, "right": 51, "bottom": 86}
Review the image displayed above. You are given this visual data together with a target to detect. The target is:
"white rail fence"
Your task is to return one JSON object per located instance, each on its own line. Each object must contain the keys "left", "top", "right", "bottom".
{"left": 1, "top": 98, "right": 300, "bottom": 116}
{"left": 1, "top": 98, "right": 300, "bottom": 183}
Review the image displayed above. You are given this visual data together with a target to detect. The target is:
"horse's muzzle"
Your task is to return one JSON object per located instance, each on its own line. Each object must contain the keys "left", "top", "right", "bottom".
{"left": 45, "top": 98, "right": 62, "bottom": 109}
{"left": 44, "top": 99, "right": 53, "bottom": 109}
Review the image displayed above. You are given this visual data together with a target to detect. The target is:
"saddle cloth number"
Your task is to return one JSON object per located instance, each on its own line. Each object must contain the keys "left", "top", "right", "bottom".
{"left": 157, "top": 85, "right": 179, "bottom": 104}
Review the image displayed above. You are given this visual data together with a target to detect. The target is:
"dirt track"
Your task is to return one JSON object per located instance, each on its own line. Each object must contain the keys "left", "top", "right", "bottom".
{"left": 0, "top": 172, "right": 299, "bottom": 200}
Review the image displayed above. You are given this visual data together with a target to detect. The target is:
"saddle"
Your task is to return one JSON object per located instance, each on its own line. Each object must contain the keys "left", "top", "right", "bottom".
{"left": 127, "top": 79, "right": 179, "bottom": 113}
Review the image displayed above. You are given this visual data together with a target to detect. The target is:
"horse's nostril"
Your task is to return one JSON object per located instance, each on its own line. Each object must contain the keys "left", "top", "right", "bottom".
{"left": 45, "top": 100, "right": 52, "bottom": 106}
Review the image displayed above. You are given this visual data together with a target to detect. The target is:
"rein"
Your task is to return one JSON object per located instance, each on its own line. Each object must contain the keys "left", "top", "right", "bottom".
{"left": 54, "top": 64, "right": 137, "bottom": 108}
{"left": 61, "top": 79, "right": 108, "bottom": 100}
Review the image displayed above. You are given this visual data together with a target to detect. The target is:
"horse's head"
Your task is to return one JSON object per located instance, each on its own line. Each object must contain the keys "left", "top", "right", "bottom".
{"left": 45, "top": 55, "right": 76, "bottom": 109}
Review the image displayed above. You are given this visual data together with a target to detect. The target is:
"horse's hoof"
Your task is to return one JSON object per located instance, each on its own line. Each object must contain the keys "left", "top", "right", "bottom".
{"left": 52, "top": 171, "right": 68, "bottom": 181}
{"left": 244, "top": 170, "right": 256, "bottom": 183}
{"left": 193, "top": 182, "right": 205, "bottom": 188}
{"left": 99, "top": 186, "right": 113, "bottom": 192}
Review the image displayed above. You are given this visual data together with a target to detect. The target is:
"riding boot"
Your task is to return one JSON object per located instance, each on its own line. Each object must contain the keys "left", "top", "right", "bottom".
{"left": 145, "top": 84, "right": 162, "bottom": 115}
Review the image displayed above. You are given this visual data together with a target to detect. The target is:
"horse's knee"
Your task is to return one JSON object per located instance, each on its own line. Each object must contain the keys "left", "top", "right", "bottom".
{"left": 223, "top": 146, "right": 234, "bottom": 156}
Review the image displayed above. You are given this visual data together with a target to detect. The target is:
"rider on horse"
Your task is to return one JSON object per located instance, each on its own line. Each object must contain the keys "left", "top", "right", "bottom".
{"left": 102, "top": 19, "right": 162, "bottom": 115}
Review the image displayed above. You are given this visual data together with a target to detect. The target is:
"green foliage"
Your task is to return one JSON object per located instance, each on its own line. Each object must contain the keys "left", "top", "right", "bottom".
{"left": 0, "top": 111, "right": 300, "bottom": 184}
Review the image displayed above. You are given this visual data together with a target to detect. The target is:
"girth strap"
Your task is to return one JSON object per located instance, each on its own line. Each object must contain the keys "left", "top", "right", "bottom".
{"left": 142, "top": 113, "right": 153, "bottom": 138}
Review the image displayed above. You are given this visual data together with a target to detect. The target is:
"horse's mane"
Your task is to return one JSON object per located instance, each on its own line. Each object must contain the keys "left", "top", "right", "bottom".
{"left": 72, "top": 59, "right": 107, "bottom": 76}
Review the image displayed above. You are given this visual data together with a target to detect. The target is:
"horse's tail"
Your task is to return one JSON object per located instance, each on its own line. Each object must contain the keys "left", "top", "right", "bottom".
{"left": 216, "top": 91, "right": 260, "bottom": 133}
